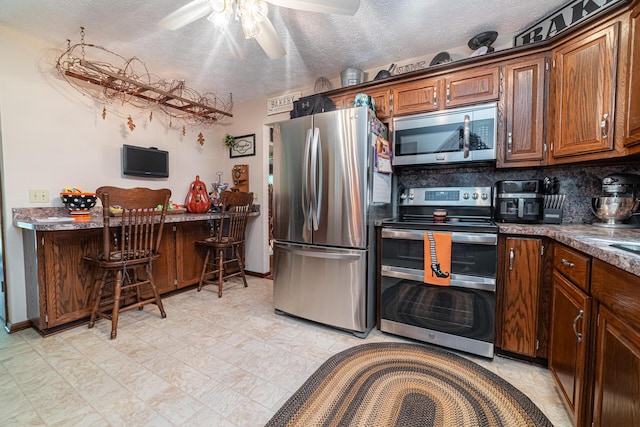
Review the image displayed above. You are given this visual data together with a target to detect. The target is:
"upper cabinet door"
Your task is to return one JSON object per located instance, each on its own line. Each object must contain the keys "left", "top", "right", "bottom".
{"left": 368, "top": 87, "right": 391, "bottom": 120}
{"left": 550, "top": 22, "right": 619, "bottom": 160}
{"left": 623, "top": 4, "right": 640, "bottom": 149}
{"left": 445, "top": 65, "right": 500, "bottom": 108}
{"left": 499, "top": 55, "right": 548, "bottom": 167}
{"left": 392, "top": 78, "right": 442, "bottom": 116}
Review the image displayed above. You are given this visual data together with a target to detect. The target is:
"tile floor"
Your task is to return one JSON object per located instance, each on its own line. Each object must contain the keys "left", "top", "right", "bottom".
{"left": 0, "top": 277, "right": 572, "bottom": 426}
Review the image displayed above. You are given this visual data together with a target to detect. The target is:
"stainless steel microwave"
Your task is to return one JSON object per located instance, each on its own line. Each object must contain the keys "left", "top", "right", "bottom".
{"left": 392, "top": 102, "right": 497, "bottom": 166}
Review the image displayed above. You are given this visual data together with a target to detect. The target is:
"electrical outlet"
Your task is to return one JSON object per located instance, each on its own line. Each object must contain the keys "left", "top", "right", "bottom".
{"left": 29, "top": 189, "right": 49, "bottom": 203}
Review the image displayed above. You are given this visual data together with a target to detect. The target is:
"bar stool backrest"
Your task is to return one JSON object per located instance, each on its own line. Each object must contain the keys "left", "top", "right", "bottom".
{"left": 96, "top": 186, "right": 171, "bottom": 264}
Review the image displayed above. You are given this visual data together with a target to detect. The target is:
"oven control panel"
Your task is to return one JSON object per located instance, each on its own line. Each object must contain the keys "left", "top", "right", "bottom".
{"left": 400, "top": 186, "right": 492, "bottom": 207}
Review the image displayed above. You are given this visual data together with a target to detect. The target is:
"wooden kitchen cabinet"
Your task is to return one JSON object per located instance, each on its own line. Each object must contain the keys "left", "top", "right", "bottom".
{"left": 591, "top": 259, "right": 640, "bottom": 427}
{"left": 549, "top": 244, "right": 593, "bottom": 427}
{"left": 548, "top": 21, "right": 620, "bottom": 163}
{"left": 392, "top": 65, "right": 499, "bottom": 116}
{"left": 330, "top": 87, "right": 391, "bottom": 120}
{"left": 26, "top": 229, "right": 102, "bottom": 330}
{"left": 392, "top": 78, "right": 441, "bottom": 116}
{"left": 444, "top": 65, "right": 500, "bottom": 109}
{"left": 498, "top": 55, "right": 548, "bottom": 167}
{"left": 622, "top": 3, "right": 640, "bottom": 149}
{"left": 24, "top": 220, "right": 214, "bottom": 334}
{"left": 368, "top": 87, "right": 391, "bottom": 120}
{"left": 498, "top": 236, "right": 553, "bottom": 359}
{"left": 175, "top": 221, "right": 211, "bottom": 288}
{"left": 500, "top": 237, "right": 545, "bottom": 357}
{"left": 330, "top": 93, "right": 354, "bottom": 110}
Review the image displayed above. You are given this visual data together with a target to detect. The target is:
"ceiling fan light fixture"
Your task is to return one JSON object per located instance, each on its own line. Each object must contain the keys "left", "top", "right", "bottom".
{"left": 241, "top": 15, "right": 260, "bottom": 39}
{"left": 250, "top": 0, "right": 269, "bottom": 22}
{"left": 207, "top": 9, "right": 231, "bottom": 32}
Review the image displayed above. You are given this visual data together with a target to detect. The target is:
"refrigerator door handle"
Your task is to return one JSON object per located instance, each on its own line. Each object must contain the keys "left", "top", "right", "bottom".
{"left": 314, "top": 128, "right": 323, "bottom": 229}
{"left": 302, "top": 127, "right": 313, "bottom": 231}
{"left": 310, "top": 127, "right": 320, "bottom": 231}
{"left": 277, "top": 244, "right": 362, "bottom": 260}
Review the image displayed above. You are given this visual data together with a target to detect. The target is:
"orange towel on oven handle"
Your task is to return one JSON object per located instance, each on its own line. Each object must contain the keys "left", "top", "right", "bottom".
{"left": 424, "top": 232, "right": 452, "bottom": 286}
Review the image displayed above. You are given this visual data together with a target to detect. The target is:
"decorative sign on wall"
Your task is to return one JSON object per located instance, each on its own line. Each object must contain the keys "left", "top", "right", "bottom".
{"left": 267, "top": 91, "right": 301, "bottom": 115}
{"left": 514, "top": 0, "right": 624, "bottom": 47}
{"left": 230, "top": 134, "right": 256, "bottom": 158}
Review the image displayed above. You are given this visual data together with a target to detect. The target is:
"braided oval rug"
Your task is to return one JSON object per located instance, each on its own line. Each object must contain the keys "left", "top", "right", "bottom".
{"left": 266, "top": 342, "right": 552, "bottom": 427}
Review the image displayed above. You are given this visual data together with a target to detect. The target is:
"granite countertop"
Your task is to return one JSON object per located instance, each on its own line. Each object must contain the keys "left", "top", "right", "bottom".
{"left": 497, "top": 223, "right": 640, "bottom": 277}
{"left": 12, "top": 206, "right": 260, "bottom": 231}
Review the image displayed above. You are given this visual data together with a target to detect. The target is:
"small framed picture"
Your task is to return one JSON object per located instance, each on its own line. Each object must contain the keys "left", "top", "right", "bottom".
{"left": 230, "top": 134, "right": 256, "bottom": 158}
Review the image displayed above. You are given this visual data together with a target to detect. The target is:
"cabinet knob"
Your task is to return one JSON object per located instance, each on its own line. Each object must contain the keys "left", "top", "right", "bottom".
{"left": 601, "top": 113, "right": 609, "bottom": 139}
{"left": 573, "top": 309, "right": 584, "bottom": 343}
{"left": 561, "top": 258, "right": 575, "bottom": 268}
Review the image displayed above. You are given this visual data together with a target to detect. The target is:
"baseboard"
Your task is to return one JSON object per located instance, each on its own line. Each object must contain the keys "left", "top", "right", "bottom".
{"left": 4, "top": 319, "right": 31, "bottom": 334}
{"left": 246, "top": 271, "right": 271, "bottom": 278}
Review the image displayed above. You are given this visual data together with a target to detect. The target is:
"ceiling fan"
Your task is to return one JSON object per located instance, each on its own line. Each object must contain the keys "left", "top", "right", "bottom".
{"left": 159, "top": 0, "right": 361, "bottom": 59}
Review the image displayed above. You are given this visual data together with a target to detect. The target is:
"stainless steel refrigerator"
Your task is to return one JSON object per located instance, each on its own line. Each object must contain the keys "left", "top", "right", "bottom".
{"left": 272, "top": 106, "right": 391, "bottom": 337}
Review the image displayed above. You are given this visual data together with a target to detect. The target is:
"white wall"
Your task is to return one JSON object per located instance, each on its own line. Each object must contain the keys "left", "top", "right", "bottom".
{"left": 0, "top": 25, "right": 266, "bottom": 326}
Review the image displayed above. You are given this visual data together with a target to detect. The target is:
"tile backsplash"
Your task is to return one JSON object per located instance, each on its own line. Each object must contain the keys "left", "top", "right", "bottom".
{"left": 395, "top": 161, "right": 640, "bottom": 224}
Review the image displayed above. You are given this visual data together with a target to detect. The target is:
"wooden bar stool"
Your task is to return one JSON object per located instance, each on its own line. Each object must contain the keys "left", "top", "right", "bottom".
{"left": 196, "top": 191, "right": 253, "bottom": 297}
{"left": 84, "top": 186, "right": 171, "bottom": 339}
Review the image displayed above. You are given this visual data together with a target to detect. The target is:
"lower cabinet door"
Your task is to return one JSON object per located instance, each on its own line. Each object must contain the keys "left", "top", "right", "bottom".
{"left": 548, "top": 270, "right": 592, "bottom": 426}
{"left": 592, "top": 305, "right": 640, "bottom": 426}
{"left": 501, "top": 237, "right": 541, "bottom": 356}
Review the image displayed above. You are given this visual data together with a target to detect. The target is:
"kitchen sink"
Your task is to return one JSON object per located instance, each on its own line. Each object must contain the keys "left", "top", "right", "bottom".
{"left": 610, "top": 243, "right": 640, "bottom": 255}
{"left": 583, "top": 237, "right": 640, "bottom": 255}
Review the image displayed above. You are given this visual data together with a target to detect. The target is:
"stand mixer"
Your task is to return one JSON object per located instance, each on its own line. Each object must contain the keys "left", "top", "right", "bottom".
{"left": 591, "top": 173, "right": 640, "bottom": 228}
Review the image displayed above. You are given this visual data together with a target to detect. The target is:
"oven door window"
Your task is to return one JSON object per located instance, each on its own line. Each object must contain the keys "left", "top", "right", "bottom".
{"left": 381, "top": 277, "right": 495, "bottom": 343}
{"left": 381, "top": 234, "right": 496, "bottom": 279}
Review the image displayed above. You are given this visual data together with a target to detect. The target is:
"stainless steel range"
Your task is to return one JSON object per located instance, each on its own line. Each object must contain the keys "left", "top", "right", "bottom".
{"left": 379, "top": 186, "right": 498, "bottom": 358}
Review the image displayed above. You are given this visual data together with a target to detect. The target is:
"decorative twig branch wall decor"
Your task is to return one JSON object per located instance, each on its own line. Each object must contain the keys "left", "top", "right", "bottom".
{"left": 56, "top": 27, "right": 233, "bottom": 132}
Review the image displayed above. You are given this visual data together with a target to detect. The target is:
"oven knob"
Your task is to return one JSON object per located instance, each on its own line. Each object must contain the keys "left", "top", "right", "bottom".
{"left": 481, "top": 193, "right": 489, "bottom": 200}
{"left": 400, "top": 193, "right": 407, "bottom": 200}
{"left": 463, "top": 192, "right": 469, "bottom": 199}
{"left": 472, "top": 192, "right": 479, "bottom": 200}
{"left": 408, "top": 193, "right": 415, "bottom": 200}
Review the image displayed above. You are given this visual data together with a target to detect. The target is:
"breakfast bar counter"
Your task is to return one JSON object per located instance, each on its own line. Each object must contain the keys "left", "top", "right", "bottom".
{"left": 12, "top": 206, "right": 261, "bottom": 230}
{"left": 13, "top": 207, "right": 259, "bottom": 335}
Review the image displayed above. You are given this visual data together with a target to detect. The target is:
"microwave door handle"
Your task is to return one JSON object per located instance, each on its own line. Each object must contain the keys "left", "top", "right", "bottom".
{"left": 302, "top": 128, "right": 313, "bottom": 231}
{"left": 518, "top": 198, "right": 524, "bottom": 218}
{"left": 310, "top": 127, "right": 320, "bottom": 231}
{"left": 463, "top": 114, "right": 470, "bottom": 158}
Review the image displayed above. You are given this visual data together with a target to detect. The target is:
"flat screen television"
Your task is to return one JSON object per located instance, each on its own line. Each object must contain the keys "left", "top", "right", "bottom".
{"left": 122, "top": 144, "right": 169, "bottom": 178}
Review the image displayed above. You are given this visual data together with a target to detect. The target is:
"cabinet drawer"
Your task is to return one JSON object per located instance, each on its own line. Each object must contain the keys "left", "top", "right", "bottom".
{"left": 554, "top": 244, "right": 590, "bottom": 292}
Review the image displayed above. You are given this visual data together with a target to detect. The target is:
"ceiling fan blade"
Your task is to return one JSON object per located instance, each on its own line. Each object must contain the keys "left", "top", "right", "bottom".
{"left": 159, "top": 0, "right": 212, "bottom": 30}
{"left": 266, "top": 0, "right": 360, "bottom": 15}
{"left": 255, "top": 18, "right": 286, "bottom": 59}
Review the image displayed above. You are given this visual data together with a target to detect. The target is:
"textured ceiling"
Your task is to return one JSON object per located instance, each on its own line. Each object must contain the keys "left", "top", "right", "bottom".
{"left": 0, "top": 0, "right": 567, "bottom": 104}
